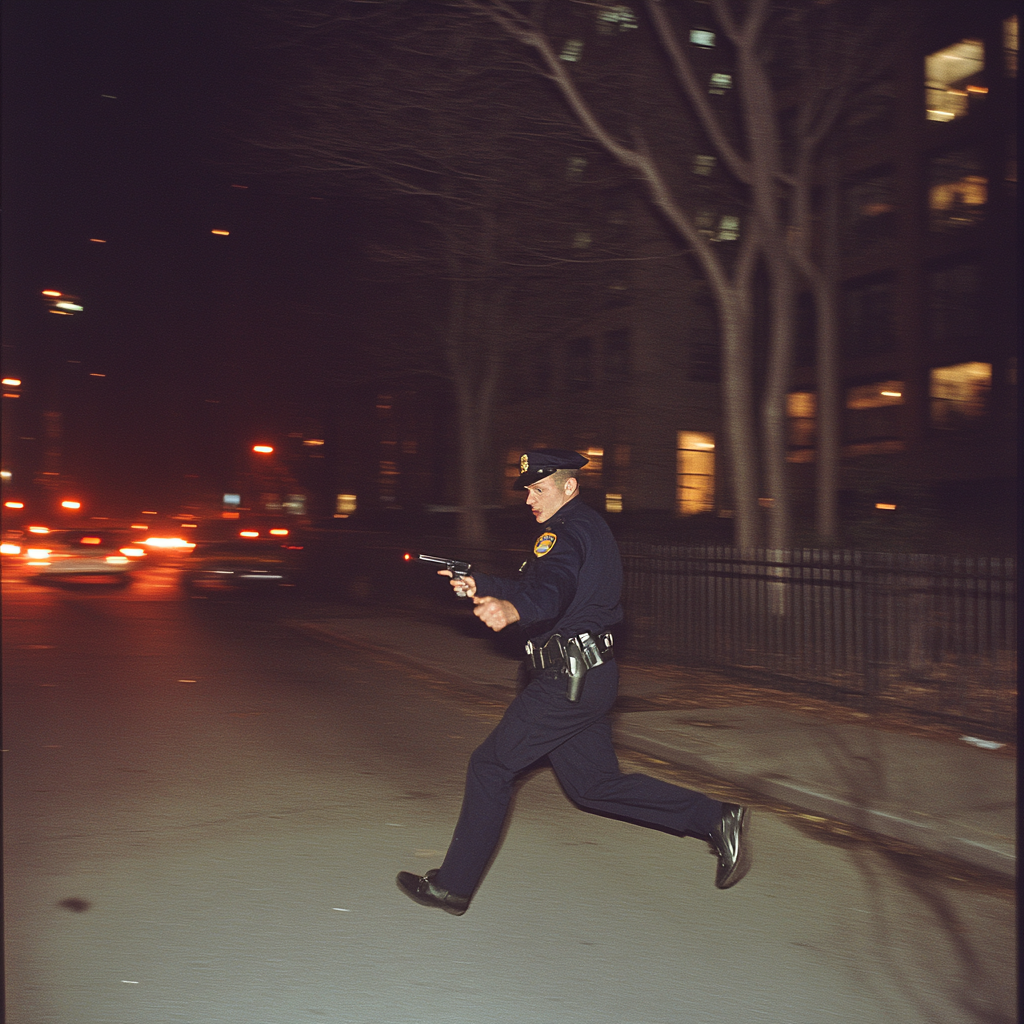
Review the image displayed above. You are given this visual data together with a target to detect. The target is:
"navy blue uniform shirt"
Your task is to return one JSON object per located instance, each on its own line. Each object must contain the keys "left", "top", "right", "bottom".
{"left": 471, "top": 496, "right": 623, "bottom": 643}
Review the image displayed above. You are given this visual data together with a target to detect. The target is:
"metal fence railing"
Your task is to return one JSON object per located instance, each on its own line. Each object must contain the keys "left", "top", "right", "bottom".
{"left": 619, "top": 544, "right": 1017, "bottom": 736}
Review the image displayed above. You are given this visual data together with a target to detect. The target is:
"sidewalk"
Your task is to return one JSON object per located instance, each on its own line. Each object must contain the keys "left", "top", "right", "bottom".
{"left": 289, "top": 612, "right": 1016, "bottom": 880}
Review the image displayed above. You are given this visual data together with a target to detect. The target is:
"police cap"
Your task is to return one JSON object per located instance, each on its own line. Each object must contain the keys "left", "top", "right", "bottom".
{"left": 515, "top": 449, "right": 589, "bottom": 489}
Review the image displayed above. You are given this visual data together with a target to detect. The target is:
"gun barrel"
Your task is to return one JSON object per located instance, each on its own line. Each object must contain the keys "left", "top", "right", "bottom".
{"left": 406, "top": 552, "right": 471, "bottom": 575}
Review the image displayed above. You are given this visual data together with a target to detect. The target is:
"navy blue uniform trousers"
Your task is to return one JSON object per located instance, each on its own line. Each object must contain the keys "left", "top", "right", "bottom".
{"left": 435, "top": 660, "right": 723, "bottom": 897}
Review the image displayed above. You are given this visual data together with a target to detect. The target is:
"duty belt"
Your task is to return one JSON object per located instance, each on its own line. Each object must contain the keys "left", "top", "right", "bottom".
{"left": 525, "top": 631, "right": 614, "bottom": 703}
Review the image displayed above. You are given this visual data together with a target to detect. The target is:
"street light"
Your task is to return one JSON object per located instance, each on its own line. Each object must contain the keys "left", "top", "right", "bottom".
{"left": 252, "top": 445, "right": 274, "bottom": 454}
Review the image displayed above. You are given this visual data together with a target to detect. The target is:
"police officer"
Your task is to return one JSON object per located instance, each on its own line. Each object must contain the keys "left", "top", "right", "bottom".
{"left": 397, "top": 449, "right": 750, "bottom": 915}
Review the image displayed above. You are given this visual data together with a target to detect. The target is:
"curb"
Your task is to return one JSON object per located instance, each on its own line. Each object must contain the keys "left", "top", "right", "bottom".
{"left": 292, "top": 620, "right": 1017, "bottom": 880}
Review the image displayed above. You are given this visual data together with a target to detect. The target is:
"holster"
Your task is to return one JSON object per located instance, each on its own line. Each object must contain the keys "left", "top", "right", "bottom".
{"left": 525, "top": 631, "right": 614, "bottom": 703}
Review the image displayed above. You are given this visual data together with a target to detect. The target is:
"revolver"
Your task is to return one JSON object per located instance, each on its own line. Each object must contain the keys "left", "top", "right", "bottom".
{"left": 405, "top": 553, "right": 473, "bottom": 597}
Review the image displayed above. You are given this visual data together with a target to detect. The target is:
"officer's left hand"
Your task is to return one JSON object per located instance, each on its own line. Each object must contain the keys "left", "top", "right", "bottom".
{"left": 472, "top": 596, "right": 520, "bottom": 632}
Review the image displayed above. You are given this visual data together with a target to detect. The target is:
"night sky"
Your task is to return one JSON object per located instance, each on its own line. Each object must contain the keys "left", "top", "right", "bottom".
{"left": 2, "top": 0, "right": 381, "bottom": 513}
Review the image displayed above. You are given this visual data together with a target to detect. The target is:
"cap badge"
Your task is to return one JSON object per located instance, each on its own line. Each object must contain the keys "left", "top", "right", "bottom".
{"left": 534, "top": 532, "right": 557, "bottom": 557}
{"left": 520, "top": 454, "right": 529, "bottom": 473}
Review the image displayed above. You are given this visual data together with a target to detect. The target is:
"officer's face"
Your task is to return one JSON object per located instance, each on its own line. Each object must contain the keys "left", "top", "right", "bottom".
{"left": 525, "top": 475, "right": 576, "bottom": 523}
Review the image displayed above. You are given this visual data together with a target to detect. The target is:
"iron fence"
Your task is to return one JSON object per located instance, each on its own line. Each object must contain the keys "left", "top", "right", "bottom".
{"left": 619, "top": 544, "right": 1017, "bottom": 736}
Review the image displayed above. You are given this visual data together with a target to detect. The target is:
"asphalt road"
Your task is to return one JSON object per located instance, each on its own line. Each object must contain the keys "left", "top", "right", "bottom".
{"left": 2, "top": 563, "right": 1016, "bottom": 1024}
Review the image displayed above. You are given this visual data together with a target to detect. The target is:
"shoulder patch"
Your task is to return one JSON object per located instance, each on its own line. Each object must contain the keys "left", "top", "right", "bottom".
{"left": 533, "top": 532, "right": 557, "bottom": 557}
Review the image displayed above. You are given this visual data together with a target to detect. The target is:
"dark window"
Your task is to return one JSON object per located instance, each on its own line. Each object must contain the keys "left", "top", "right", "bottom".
{"left": 843, "top": 277, "right": 894, "bottom": 356}
{"left": 842, "top": 169, "right": 897, "bottom": 250}
{"left": 688, "top": 327, "right": 719, "bottom": 383}
{"left": 604, "top": 329, "right": 630, "bottom": 380}
{"left": 928, "top": 262, "right": 983, "bottom": 348}
{"left": 568, "top": 337, "right": 592, "bottom": 390}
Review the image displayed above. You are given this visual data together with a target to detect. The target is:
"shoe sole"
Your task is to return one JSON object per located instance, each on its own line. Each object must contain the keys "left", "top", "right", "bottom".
{"left": 716, "top": 806, "right": 751, "bottom": 889}
{"left": 396, "top": 872, "right": 468, "bottom": 916}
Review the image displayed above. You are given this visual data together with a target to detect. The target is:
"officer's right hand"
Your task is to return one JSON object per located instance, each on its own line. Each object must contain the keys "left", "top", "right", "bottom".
{"left": 438, "top": 570, "right": 476, "bottom": 598}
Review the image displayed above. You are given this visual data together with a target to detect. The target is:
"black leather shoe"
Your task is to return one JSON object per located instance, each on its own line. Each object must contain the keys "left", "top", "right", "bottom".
{"left": 708, "top": 803, "right": 751, "bottom": 889}
{"left": 396, "top": 869, "right": 470, "bottom": 916}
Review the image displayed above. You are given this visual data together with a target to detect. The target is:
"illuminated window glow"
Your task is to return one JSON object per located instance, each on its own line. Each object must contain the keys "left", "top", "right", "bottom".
{"left": 925, "top": 38, "right": 984, "bottom": 122}
{"left": 929, "top": 361, "right": 991, "bottom": 428}
{"left": 930, "top": 151, "right": 987, "bottom": 232}
{"left": 787, "top": 392, "right": 816, "bottom": 454}
{"left": 676, "top": 432, "right": 715, "bottom": 515}
{"left": 596, "top": 5, "right": 638, "bottom": 33}
{"left": 846, "top": 381, "right": 905, "bottom": 410}
{"left": 560, "top": 39, "right": 584, "bottom": 62}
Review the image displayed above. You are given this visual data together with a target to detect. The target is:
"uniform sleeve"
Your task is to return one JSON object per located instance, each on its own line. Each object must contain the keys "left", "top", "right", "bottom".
{"left": 472, "top": 530, "right": 584, "bottom": 630}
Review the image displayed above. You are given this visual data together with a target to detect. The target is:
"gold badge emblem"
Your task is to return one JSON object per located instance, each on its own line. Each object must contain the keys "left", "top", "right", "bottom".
{"left": 520, "top": 454, "right": 529, "bottom": 473}
{"left": 533, "top": 532, "right": 557, "bottom": 557}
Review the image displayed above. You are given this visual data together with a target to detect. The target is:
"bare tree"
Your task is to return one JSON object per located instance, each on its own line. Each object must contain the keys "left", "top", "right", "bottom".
{"left": 456, "top": 0, "right": 896, "bottom": 550}
{"left": 233, "top": 3, "right": 635, "bottom": 545}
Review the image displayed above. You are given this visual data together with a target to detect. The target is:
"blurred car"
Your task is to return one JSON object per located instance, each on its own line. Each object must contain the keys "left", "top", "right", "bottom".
{"left": 181, "top": 531, "right": 306, "bottom": 595}
{"left": 18, "top": 529, "right": 147, "bottom": 585}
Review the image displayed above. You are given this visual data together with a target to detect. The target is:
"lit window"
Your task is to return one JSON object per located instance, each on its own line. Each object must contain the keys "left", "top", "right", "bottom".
{"left": 560, "top": 38, "right": 584, "bottom": 62}
{"left": 846, "top": 381, "right": 905, "bottom": 410}
{"left": 716, "top": 215, "right": 740, "bottom": 242}
{"left": 596, "top": 5, "right": 638, "bottom": 33}
{"left": 566, "top": 156, "right": 587, "bottom": 181}
{"left": 929, "top": 362, "right": 991, "bottom": 429}
{"left": 605, "top": 493, "right": 623, "bottom": 513}
{"left": 690, "top": 29, "right": 715, "bottom": 48}
{"left": 693, "top": 154, "right": 716, "bottom": 176}
{"left": 925, "top": 38, "right": 984, "bottom": 122}
{"left": 709, "top": 72, "right": 732, "bottom": 95}
{"left": 581, "top": 448, "right": 604, "bottom": 477}
{"left": 1004, "top": 15, "right": 1017, "bottom": 78}
{"left": 676, "top": 432, "right": 715, "bottom": 515}
{"left": 335, "top": 494, "right": 357, "bottom": 516}
{"left": 787, "top": 392, "right": 816, "bottom": 455}
{"left": 572, "top": 230, "right": 592, "bottom": 249}
{"left": 929, "top": 151, "right": 987, "bottom": 232}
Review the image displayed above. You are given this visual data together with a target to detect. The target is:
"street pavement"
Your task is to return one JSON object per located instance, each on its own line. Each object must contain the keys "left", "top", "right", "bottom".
{"left": 290, "top": 611, "right": 1016, "bottom": 880}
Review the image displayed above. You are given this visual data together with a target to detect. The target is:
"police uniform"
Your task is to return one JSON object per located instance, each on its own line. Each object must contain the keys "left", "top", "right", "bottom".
{"left": 397, "top": 450, "right": 750, "bottom": 915}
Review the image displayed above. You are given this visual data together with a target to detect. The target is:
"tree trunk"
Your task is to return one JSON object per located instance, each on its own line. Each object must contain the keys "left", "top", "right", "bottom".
{"left": 762, "top": 245, "right": 796, "bottom": 551}
{"left": 814, "top": 159, "right": 841, "bottom": 543}
{"left": 719, "top": 291, "right": 760, "bottom": 552}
